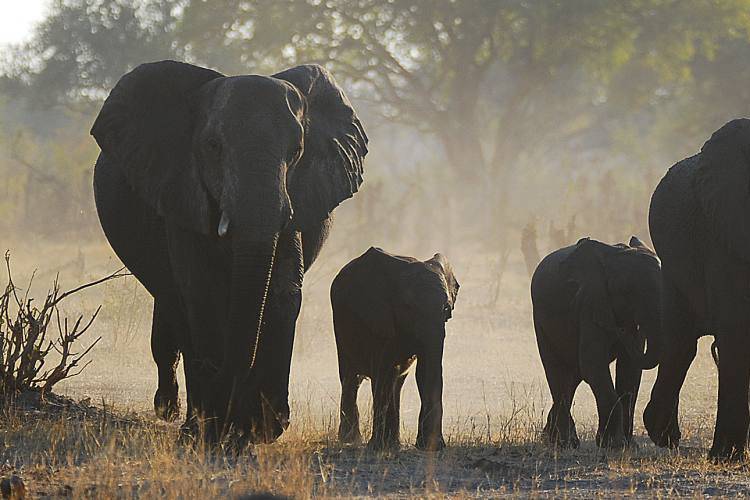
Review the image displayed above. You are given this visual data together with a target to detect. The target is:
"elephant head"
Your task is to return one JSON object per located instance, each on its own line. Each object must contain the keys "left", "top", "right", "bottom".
{"left": 91, "top": 60, "right": 367, "bottom": 436}
{"left": 561, "top": 237, "right": 662, "bottom": 369}
{"left": 397, "top": 252, "right": 459, "bottom": 450}
{"left": 346, "top": 248, "right": 459, "bottom": 345}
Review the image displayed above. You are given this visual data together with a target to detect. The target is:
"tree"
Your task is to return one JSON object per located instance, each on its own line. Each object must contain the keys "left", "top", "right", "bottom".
{"left": 2, "top": 0, "right": 181, "bottom": 108}
{"left": 4, "top": 0, "right": 750, "bottom": 240}
{"left": 175, "top": 0, "right": 750, "bottom": 223}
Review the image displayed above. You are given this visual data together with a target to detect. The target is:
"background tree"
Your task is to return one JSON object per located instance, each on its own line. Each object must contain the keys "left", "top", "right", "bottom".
{"left": 2, "top": 0, "right": 750, "bottom": 249}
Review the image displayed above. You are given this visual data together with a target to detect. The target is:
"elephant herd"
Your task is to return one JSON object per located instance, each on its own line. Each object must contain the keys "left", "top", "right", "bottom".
{"left": 91, "top": 60, "right": 750, "bottom": 461}
{"left": 534, "top": 119, "right": 750, "bottom": 462}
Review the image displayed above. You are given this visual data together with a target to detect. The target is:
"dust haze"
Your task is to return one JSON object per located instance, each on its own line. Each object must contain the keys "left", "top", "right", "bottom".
{"left": 0, "top": 1, "right": 745, "bottom": 496}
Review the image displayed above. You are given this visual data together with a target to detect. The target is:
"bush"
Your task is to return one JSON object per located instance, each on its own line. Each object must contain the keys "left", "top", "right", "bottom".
{"left": 0, "top": 251, "right": 126, "bottom": 397}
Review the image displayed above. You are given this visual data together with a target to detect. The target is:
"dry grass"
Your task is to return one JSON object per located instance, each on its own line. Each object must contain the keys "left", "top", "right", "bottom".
{"left": 0, "top": 236, "right": 742, "bottom": 498}
{"left": 4, "top": 396, "right": 749, "bottom": 498}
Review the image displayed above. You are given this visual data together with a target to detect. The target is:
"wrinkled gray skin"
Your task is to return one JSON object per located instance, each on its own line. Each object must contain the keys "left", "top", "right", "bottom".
{"left": 645, "top": 119, "right": 750, "bottom": 461}
{"left": 330, "top": 247, "right": 460, "bottom": 451}
{"left": 92, "top": 60, "right": 367, "bottom": 444}
{"left": 531, "top": 237, "right": 661, "bottom": 449}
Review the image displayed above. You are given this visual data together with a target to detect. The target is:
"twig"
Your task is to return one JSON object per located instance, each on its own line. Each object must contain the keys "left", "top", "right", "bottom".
{"left": 0, "top": 251, "right": 127, "bottom": 397}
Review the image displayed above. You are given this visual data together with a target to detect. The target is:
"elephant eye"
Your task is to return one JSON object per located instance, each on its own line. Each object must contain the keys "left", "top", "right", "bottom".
{"left": 205, "top": 137, "right": 222, "bottom": 155}
{"left": 443, "top": 303, "right": 452, "bottom": 321}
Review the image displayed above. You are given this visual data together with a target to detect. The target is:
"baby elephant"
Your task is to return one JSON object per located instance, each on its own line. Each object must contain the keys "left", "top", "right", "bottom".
{"left": 531, "top": 237, "right": 661, "bottom": 449}
{"left": 331, "top": 247, "right": 459, "bottom": 451}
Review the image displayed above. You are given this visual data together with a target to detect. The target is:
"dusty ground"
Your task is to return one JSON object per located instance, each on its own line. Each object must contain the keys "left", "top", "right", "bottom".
{"left": 0, "top": 232, "right": 737, "bottom": 498}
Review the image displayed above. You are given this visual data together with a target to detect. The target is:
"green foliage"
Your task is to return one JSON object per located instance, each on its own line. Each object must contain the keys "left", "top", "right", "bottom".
{"left": 3, "top": 0, "right": 181, "bottom": 106}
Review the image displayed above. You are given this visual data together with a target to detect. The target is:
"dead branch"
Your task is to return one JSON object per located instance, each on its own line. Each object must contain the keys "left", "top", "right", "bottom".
{"left": 0, "top": 251, "right": 127, "bottom": 397}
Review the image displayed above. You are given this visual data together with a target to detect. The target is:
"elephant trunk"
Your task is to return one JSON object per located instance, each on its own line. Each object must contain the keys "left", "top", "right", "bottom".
{"left": 636, "top": 318, "right": 661, "bottom": 370}
{"left": 631, "top": 291, "right": 662, "bottom": 370}
{"left": 213, "top": 234, "right": 278, "bottom": 430}
{"left": 223, "top": 234, "right": 278, "bottom": 376}
{"left": 215, "top": 169, "right": 291, "bottom": 433}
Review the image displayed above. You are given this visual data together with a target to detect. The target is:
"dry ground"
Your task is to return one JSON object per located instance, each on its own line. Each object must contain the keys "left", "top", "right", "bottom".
{"left": 1, "top": 234, "right": 742, "bottom": 498}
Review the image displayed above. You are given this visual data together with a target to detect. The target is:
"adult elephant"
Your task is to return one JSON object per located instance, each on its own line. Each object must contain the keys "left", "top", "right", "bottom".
{"left": 644, "top": 119, "right": 750, "bottom": 461}
{"left": 91, "top": 60, "right": 368, "bottom": 443}
{"left": 531, "top": 237, "right": 661, "bottom": 449}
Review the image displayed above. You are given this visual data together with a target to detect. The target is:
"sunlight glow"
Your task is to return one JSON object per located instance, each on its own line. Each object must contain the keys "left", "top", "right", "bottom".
{"left": 0, "top": 0, "right": 48, "bottom": 45}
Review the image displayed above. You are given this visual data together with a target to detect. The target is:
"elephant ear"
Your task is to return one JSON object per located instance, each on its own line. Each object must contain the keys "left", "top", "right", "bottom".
{"left": 694, "top": 118, "right": 750, "bottom": 261}
{"left": 629, "top": 235, "right": 659, "bottom": 259}
{"left": 273, "top": 64, "right": 368, "bottom": 232}
{"left": 426, "top": 253, "right": 460, "bottom": 309}
{"left": 560, "top": 238, "right": 618, "bottom": 331}
{"left": 91, "top": 60, "right": 224, "bottom": 235}
{"left": 629, "top": 236, "right": 646, "bottom": 249}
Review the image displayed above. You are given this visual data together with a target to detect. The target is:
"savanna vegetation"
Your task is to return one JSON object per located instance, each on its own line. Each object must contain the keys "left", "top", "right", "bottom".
{"left": 1, "top": 0, "right": 750, "bottom": 497}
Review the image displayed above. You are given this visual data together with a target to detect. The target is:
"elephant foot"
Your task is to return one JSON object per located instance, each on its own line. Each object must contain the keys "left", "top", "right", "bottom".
{"left": 625, "top": 437, "right": 640, "bottom": 452}
{"left": 245, "top": 397, "right": 289, "bottom": 444}
{"left": 644, "top": 402, "right": 681, "bottom": 449}
{"left": 543, "top": 423, "right": 580, "bottom": 449}
{"left": 338, "top": 427, "right": 363, "bottom": 445}
{"left": 177, "top": 418, "right": 200, "bottom": 446}
{"left": 709, "top": 439, "right": 746, "bottom": 463}
{"left": 596, "top": 429, "right": 627, "bottom": 450}
{"left": 367, "top": 435, "right": 400, "bottom": 452}
{"left": 154, "top": 388, "right": 180, "bottom": 422}
{"left": 243, "top": 413, "right": 287, "bottom": 445}
{"left": 552, "top": 434, "right": 581, "bottom": 450}
{"left": 415, "top": 433, "right": 446, "bottom": 452}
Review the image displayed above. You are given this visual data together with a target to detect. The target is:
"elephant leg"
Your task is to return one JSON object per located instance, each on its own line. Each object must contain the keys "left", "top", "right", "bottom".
{"left": 338, "top": 358, "right": 363, "bottom": 444}
{"left": 151, "top": 299, "right": 181, "bottom": 422}
{"left": 535, "top": 315, "right": 581, "bottom": 448}
{"left": 615, "top": 341, "right": 644, "bottom": 444}
{"left": 415, "top": 352, "right": 445, "bottom": 451}
{"left": 644, "top": 276, "right": 698, "bottom": 449}
{"left": 369, "top": 366, "right": 400, "bottom": 451}
{"left": 386, "top": 372, "right": 407, "bottom": 448}
{"left": 543, "top": 367, "right": 582, "bottom": 449}
{"left": 586, "top": 367, "right": 625, "bottom": 449}
{"left": 247, "top": 230, "right": 304, "bottom": 442}
{"left": 165, "top": 225, "right": 231, "bottom": 442}
{"left": 709, "top": 333, "right": 750, "bottom": 461}
{"left": 177, "top": 353, "right": 203, "bottom": 441}
{"left": 643, "top": 336, "right": 696, "bottom": 449}
{"left": 580, "top": 339, "right": 625, "bottom": 449}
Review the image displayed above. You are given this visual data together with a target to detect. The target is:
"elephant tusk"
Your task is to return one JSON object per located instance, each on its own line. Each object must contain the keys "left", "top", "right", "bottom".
{"left": 711, "top": 338, "right": 720, "bottom": 366}
{"left": 218, "top": 211, "right": 230, "bottom": 237}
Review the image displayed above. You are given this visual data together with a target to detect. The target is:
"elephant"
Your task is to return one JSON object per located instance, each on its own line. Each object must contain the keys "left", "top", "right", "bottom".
{"left": 91, "top": 60, "right": 368, "bottom": 443}
{"left": 330, "top": 247, "right": 459, "bottom": 451}
{"left": 644, "top": 118, "right": 750, "bottom": 461}
{"left": 531, "top": 236, "right": 662, "bottom": 449}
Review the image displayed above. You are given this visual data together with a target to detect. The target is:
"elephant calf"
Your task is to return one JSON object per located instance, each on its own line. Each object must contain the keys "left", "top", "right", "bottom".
{"left": 531, "top": 237, "right": 661, "bottom": 449}
{"left": 330, "top": 247, "right": 459, "bottom": 451}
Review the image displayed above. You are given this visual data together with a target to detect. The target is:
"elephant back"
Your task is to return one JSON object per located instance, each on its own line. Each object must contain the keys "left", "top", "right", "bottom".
{"left": 693, "top": 119, "right": 750, "bottom": 263}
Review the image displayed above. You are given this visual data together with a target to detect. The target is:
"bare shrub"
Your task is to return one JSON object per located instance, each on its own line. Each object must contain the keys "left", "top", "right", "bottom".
{"left": 0, "top": 251, "right": 127, "bottom": 397}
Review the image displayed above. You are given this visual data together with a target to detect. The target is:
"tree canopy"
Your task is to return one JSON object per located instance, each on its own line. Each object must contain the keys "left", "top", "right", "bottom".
{"left": 2, "top": 0, "right": 750, "bottom": 242}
